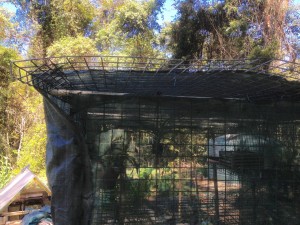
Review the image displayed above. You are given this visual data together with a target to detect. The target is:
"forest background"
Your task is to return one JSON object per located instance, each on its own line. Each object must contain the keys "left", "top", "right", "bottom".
{"left": 0, "top": 0, "right": 299, "bottom": 187}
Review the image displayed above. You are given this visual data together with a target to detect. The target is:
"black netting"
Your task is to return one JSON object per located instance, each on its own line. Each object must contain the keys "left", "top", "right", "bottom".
{"left": 11, "top": 57, "right": 300, "bottom": 225}
{"left": 43, "top": 96, "right": 300, "bottom": 225}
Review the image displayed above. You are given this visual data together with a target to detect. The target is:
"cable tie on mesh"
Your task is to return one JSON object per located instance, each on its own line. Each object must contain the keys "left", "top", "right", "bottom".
{"left": 173, "top": 77, "right": 177, "bottom": 86}
{"left": 246, "top": 94, "right": 252, "bottom": 103}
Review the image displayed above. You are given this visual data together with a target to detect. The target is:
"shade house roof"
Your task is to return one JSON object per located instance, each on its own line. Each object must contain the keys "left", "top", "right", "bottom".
{"left": 11, "top": 56, "right": 300, "bottom": 103}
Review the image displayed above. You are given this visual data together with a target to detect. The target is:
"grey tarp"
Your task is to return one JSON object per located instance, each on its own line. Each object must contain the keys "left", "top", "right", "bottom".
{"left": 44, "top": 98, "right": 93, "bottom": 225}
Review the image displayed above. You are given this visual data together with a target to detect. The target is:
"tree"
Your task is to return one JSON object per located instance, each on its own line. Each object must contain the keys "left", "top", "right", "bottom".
{"left": 94, "top": 0, "right": 165, "bottom": 57}
{"left": 8, "top": 0, "right": 95, "bottom": 57}
{"left": 0, "top": 44, "right": 21, "bottom": 186}
{"left": 0, "top": 46, "right": 19, "bottom": 156}
{"left": 0, "top": 7, "right": 13, "bottom": 41}
{"left": 170, "top": 0, "right": 246, "bottom": 59}
{"left": 13, "top": 111, "right": 47, "bottom": 178}
{"left": 284, "top": 3, "right": 300, "bottom": 63}
{"left": 47, "top": 36, "right": 98, "bottom": 57}
{"left": 0, "top": 155, "right": 12, "bottom": 188}
{"left": 0, "top": 57, "right": 47, "bottom": 184}
{"left": 6, "top": 0, "right": 167, "bottom": 58}
{"left": 169, "top": 0, "right": 294, "bottom": 60}
{"left": 50, "top": 0, "right": 95, "bottom": 39}
{"left": 0, "top": 5, "right": 48, "bottom": 182}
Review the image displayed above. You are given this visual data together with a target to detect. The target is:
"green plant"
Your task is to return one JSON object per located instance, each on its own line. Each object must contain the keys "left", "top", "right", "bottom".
{"left": 125, "top": 168, "right": 153, "bottom": 203}
{"left": 0, "top": 156, "right": 12, "bottom": 189}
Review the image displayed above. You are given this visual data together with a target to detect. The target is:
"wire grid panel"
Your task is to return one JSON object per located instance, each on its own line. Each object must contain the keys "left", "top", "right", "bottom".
{"left": 11, "top": 57, "right": 300, "bottom": 103}
{"left": 79, "top": 96, "right": 300, "bottom": 225}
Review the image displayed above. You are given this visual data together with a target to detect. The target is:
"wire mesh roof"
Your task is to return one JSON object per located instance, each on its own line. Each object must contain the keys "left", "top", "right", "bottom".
{"left": 11, "top": 56, "right": 300, "bottom": 103}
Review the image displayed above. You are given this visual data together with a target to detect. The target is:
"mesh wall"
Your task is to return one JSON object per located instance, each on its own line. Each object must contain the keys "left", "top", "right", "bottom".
{"left": 55, "top": 95, "right": 300, "bottom": 225}
{"left": 11, "top": 57, "right": 300, "bottom": 225}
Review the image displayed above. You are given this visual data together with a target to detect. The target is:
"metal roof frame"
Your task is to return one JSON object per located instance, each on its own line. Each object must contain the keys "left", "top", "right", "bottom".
{"left": 11, "top": 56, "right": 300, "bottom": 103}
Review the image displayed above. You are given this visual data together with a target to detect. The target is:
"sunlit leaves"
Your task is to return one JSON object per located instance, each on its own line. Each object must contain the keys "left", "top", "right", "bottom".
{"left": 0, "top": 155, "right": 12, "bottom": 189}
{"left": 170, "top": 0, "right": 293, "bottom": 60}
{"left": 50, "top": 0, "right": 95, "bottom": 39}
{"left": 0, "top": 44, "right": 47, "bottom": 184}
{"left": 0, "top": 6, "right": 18, "bottom": 45}
{"left": 117, "top": 0, "right": 150, "bottom": 37}
{"left": 47, "top": 36, "right": 98, "bottom": 57}
{"left": 94, "top": 0, "right": 165, "bottom": 57}
{"left": 13, "top": 118, "right": 47, "bottom": 178}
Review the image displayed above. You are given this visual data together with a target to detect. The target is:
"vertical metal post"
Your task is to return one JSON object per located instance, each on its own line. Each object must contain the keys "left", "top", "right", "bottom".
{"left": 213, "top": 162, "right": 220, "bottom": 225}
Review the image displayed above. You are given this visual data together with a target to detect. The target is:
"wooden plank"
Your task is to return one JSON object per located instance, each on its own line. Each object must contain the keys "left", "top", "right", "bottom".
{"left": 20, "top": 192, "right": 43, "bottom": 199}
{"left": 5, "top": 220, "right": 22, "bottom": 225}
{"left": 0, "top": 211, "right": 29, "bottom": 217}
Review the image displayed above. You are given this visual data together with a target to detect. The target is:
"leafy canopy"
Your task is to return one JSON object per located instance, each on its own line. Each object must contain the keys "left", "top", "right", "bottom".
{"left": 47, "top": 36, "right": 98, "bottom": 57}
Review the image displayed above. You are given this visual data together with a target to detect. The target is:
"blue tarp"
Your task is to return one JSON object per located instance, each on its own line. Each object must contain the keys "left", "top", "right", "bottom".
{"left": 22, "top": 206, "right": 52, "bottom": 225}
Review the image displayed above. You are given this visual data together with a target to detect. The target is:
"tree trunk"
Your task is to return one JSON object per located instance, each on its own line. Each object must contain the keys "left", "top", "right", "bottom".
{"left": 17, "top": 117, "right": 26, "bottom": 159}
{"left": 263, "top": 0, "right": 289, "bottom": 56}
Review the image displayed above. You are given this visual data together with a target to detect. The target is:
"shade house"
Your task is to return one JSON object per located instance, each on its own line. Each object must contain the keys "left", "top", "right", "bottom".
{"left": 12, "top": 56, "right": 300, "bottom": 225}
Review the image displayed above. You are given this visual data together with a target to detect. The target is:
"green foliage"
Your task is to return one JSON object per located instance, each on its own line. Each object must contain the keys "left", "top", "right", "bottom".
{"left": 6, "top": 0, "right": 297, "bottom": 60}
{"left": 0, "top": 155, "right": 12, "bottom": 189}
{"left": 50, "top": 0, "right": 95, "bottom": 39}
{"left": 13, "top": 122, "right": 47, "bottom": 178}
{"left": 0, "top": 45, "right": 19, "bottom": 69}
{"left": 127, "top": 167, "right": 176, "bottom": 198}
{"left": 117, "top": 0, "right": 150, "bottom": 36}
{"left": 95, "top": 0, "right": 165, "bottom": 57}
{"left": 47, "top": 36, "right": 99, "bottom": 57}
{"left": 0, "top": 46, "right": 20, "bottom": 158}
{"left": 153, "top": 168, "right": 176, "bottom": 194}
{"left": 0, "top": 79, "right": 47, "bottom": 181}
{"left": 9, "top": 0, "right": 95, "bottom": 57}
{"left": 248, "top": 43, "right": 278, "bottom": 61}
{"left": 8, "top": 0, "right": 165, "bottom": 58}
{"left": 170, "top": 1, "right": 236, "bottom": 59}
{"left": 125, "top": 168, "right": 153, "bottom": 204}
{"left": 169, "top": 0, "right": 291, "bottom": 60}
{"left": 5, "top": 83, "right": 36, "bottom": 150}
{"left": 6, "top": 81, "right": 46, "bottom": 177}
{"left": 1, "top": 76, "right": 47, "bottom": 180}
{"left": 0, "top": 7, "right": 14, "bottom": 41}
{"left": 158, "top": 22, "right": 173, "bottom": 57}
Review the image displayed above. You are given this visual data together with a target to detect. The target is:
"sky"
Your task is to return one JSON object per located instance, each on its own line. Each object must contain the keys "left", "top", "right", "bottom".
{"left": 161, "top": 0, "right": 300, "bottom": 23}
{"left": 159, "top": 0, "right": 177, "bottom": 24}
{"left": 2, "top": 0, "right": 178, "bottom": 24}
{"left": 159, "top": 0, "right": 300, "bottom": 24}
{"left": 2, "top": 0, "right": 177, "bottom": 28}
{"left": 2, "top": 0, "right": 300, "bottom": 27}
{"left": 2, "top": 2, "right": 15, "bottom": 13}
{"left": 2, "top": 0, "right": 300, "bottom": 24}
